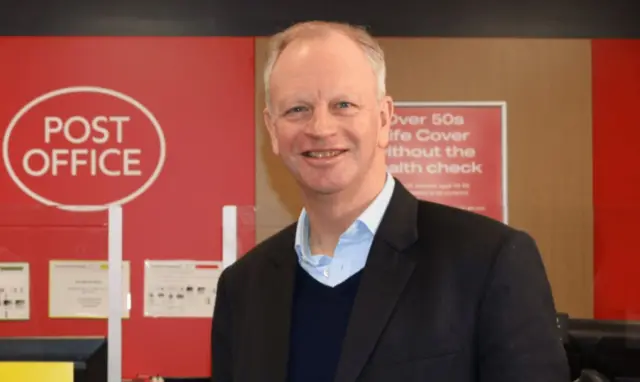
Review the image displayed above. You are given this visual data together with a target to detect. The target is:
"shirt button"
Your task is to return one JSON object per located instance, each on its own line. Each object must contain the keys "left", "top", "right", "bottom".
{"left": 323, "top": 269, "right": 329, "bottom": 278}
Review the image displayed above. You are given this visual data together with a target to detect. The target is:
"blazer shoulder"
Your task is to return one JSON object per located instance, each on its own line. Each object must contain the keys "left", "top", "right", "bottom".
{"left": 220, "top": 222, "right": 296, "bottom": 280}
{"left": 416, "top": 200, "right": 520, "bottom": 249}
{"left": 412, "top": 202, "right": 541, "bottom": 295}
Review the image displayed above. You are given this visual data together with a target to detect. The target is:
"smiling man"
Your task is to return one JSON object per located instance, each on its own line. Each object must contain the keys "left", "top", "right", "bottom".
{"left": 211, "top": 21, "right": 569, "bottom": 382}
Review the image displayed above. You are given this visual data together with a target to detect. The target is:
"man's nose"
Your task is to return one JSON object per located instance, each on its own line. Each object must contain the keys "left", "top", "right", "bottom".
{"left": 306, "top": 107, "right": 337, "bottom": 137}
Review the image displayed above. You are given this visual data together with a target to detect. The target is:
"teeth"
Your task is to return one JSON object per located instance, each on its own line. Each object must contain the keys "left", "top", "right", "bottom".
{"left": 307, "top": 150, "right": 342, "bottom": 158}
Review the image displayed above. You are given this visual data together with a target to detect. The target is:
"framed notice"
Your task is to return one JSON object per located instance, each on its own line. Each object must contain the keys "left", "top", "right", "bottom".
{"left": 0, "top": 262, "right": 30, "bottom": 320}
{"left": 49, "top": 260, "right": 130, "bottom": 319}
{"left": 389, "top": 102, "right": 507, "bottom": 223}
{"left": 143, "top": 260, "right": 222, "bottom": 318}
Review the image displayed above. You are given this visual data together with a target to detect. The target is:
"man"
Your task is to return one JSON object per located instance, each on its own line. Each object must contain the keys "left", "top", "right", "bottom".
{"left": 211, "top": 21, "right": 569, "bottom": 382}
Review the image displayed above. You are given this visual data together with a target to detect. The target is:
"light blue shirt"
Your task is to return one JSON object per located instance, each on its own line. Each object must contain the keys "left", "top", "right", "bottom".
{"left": 294, "top": 174, "right": 396, "bottom": 287}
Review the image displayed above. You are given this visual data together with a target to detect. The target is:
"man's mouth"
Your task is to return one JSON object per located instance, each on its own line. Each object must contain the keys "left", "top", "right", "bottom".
{"left": 302, "top": 150, "right": 348, "bottom": 159}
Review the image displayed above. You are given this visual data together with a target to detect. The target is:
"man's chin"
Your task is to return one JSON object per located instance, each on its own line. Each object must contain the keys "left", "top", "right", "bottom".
{"left": 298, "top": 177, "right": 349, "bottom": 197}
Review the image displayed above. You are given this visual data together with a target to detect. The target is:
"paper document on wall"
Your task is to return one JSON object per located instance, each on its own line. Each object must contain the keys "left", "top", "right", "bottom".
{"left": 49, "top": 260, "right": 130, "bottom": 318}
{"left": 144, "top": 260, "right": 221, "bottom": 318}
{"left": 0, "top": 262, "right": 30, "bottom": 320}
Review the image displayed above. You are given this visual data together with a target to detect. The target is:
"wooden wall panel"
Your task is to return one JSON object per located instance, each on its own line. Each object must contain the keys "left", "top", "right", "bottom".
{"left": 254, "top": 37, "right": 593, "bottom": 318}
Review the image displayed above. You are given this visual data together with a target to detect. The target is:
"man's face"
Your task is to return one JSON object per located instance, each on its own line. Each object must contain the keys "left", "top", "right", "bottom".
{"left": 264, "top": 32, "right": 393, "bottom": 196}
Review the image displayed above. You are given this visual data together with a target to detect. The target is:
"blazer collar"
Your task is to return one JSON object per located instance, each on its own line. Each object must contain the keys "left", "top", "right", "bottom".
{"left": 333, "top": 178, "right": 419, "bottom": 382}
{"left": 374, "top": 178, "right": 420, "bottom": 252}
{"left": 268, "top": 177, "right": 419, "bottom": 267}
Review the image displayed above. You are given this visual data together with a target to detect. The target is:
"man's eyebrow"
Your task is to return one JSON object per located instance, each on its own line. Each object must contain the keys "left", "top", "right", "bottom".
{"left": 277, "top": 98, "right": 308, "bottom": 109}
{"left": 332, "top": 94, "right": 363, "bottom": 103}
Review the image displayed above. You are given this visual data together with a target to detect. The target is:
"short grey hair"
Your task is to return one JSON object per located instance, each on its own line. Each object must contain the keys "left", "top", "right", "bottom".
{"left": 263, "top": 21, "right": 387, "bottom": 110}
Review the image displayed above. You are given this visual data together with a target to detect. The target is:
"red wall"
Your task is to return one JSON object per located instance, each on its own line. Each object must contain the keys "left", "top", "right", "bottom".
{"left": 592, "top": 39, "right": 640, "bottom": 320}
{"left": 0, "top": 37, "right": 256, "bottom": 378}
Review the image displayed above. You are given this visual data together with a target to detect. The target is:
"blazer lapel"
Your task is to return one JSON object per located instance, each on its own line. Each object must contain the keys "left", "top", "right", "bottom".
{"left": 254, "top": 227, "right": 297, "bottom": 382}
{"left": 333, "top": 180, "right": 420, "bottom": 382}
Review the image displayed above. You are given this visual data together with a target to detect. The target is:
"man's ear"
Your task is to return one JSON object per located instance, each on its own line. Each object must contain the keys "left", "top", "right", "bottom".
{"left": 263, "top": 107, "right": 279, "bottom": 155}
{"left": 378, "top": 95, "right": 394, "bottom": 149}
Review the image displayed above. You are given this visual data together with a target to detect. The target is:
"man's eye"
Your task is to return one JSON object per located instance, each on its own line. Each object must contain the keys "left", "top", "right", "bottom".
{"left": 337, "top": 102, "right": 351, "bottom": 108}
{"left": 288, "top": 106, "right": 306, "bottom": 113}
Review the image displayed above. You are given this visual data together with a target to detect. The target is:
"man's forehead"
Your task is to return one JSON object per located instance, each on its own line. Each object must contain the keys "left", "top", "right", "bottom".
{"left": 271, "top": 39, "right": 374, "bottom": 86}
{"left": 270, "top": 70, "right": 375, "bottom": 103}
{"left": 282, "top": 30, "right": 359, "bottom": 54}
{"left": 274, "top": 33, "right": 368, "bottom": 71}
{"left": 274, "top": 87, "right": 364, "bottom": 103}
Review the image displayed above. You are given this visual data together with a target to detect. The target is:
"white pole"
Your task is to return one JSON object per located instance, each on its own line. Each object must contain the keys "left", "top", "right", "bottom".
{"left": 222, "top": 205, "right": 238, "bottom": 269}
{"left": 107, "top": 205, "right": 123, "bottom": 382}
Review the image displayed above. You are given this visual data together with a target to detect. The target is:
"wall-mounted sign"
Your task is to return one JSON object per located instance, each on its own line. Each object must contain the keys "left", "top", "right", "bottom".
{"left": 2, "top": 86, "right": 166, "bottom": 211}
{"left": 389, "top": 101, "right": 507, "bottom": 223}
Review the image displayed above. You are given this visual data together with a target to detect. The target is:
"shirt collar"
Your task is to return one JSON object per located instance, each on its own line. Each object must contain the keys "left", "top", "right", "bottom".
{"left": 294, "top": 173, "right": 396, "bottom": 255}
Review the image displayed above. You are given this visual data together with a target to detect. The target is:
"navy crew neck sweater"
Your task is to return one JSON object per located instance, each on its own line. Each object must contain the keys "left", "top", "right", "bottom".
{"left": 287, "top": 262, "right": 363, "bottom": 382}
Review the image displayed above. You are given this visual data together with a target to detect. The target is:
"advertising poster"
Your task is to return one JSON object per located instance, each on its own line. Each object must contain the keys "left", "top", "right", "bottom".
{"left": 388, "top": 102, "right": 507, "bottom": 222}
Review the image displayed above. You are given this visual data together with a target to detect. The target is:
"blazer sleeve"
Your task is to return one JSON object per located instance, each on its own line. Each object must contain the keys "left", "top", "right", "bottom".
{"left": 477, "top": 230, "right": 570, "bottom": 382}
{"left": 211, "top": 270, "right": 233, "bottom": 382}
